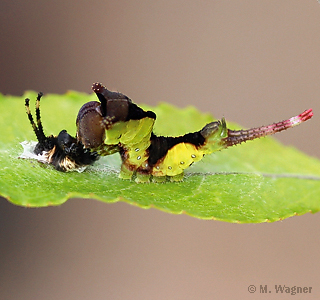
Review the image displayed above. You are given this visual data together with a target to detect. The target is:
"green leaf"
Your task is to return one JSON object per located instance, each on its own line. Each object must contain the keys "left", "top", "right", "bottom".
{"left": 0, "top": 91, "right": 319, "bottom": 223}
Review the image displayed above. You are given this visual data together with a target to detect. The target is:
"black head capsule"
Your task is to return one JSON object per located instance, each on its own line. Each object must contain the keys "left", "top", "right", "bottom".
{"left": 24, "top": 93, "right": 99, "bottom": 171}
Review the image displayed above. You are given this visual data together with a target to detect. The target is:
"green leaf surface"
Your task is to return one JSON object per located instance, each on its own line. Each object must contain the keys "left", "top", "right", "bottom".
{"left": 0, "top": 91, "right": 319, "bottom": 223}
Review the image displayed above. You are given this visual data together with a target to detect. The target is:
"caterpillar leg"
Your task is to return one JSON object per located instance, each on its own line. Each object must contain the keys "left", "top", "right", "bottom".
{"left": 169, "top": 172, "right": 185, "bottom": 182}
{"left": 151, "top": 175, "right": 167, "bottom": 183}
{"left": 135, "top": 173, "right": 183, "bottom": 183}
{"left": 119, "top": 162, "right": 182, "bottom": 183}
{"left": 119, "top": 164, "right": 134, "bottom": 180}
{"left": 135, "top": 173, "right": 151, "bottom": 183}
{"left": 119, "top": 164, "right": 151, "bottom": 183}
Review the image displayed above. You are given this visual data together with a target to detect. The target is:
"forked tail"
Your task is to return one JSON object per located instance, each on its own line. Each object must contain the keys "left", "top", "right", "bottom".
{"left": 222, "top": 109, "right": 313, "bottom": 147}
{"left": 25, "top": 92, "right": 46, "bottom": 143}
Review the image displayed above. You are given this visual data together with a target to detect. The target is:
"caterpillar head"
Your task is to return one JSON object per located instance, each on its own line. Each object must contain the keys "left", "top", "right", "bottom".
{"left": 76, "top": 83, "right": 132, "bottom": 148}
{"left": 76, "top": 82, "right": 156, "bottom": 150}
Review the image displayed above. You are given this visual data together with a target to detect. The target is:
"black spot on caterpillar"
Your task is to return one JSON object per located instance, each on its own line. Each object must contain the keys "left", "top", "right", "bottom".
{"left": 23, "top": 83, "right": 313, "bottom": 182}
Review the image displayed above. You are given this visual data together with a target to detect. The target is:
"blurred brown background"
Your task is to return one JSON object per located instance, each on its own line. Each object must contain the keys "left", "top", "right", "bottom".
{"left": 1, "top": 1, "right": 320, "bottom": 299}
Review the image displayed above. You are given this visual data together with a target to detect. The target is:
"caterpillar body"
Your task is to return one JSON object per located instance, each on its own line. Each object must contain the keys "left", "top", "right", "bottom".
{"left": 24, "top": 83, "right": 313, "bottom": 183}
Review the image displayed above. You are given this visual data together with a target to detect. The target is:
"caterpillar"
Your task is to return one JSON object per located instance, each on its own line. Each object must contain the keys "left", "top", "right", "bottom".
{"left": 24, "top": 82, "right": 313, "bottom": 182}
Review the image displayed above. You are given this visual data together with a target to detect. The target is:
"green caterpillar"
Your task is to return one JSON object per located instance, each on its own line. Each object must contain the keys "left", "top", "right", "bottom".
{"left": 24, "top": 82, "right": 313, "bottom": 182}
